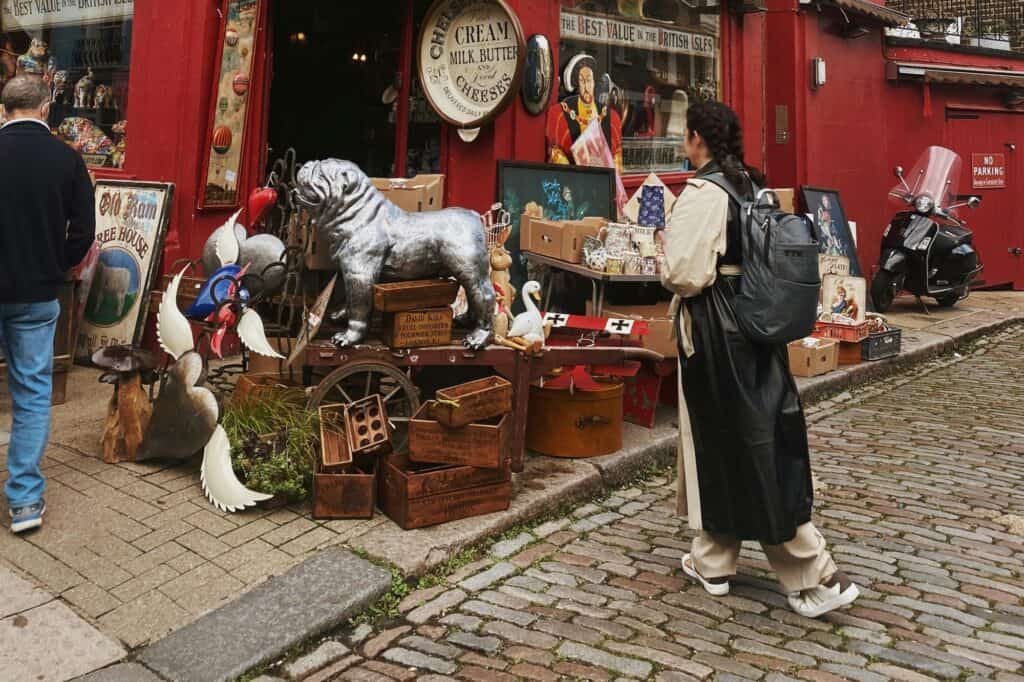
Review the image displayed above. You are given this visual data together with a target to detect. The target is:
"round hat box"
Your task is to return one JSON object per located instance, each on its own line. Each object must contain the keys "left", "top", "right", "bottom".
{"left": 526, "top": 380, "right": 623, "bottom": 458}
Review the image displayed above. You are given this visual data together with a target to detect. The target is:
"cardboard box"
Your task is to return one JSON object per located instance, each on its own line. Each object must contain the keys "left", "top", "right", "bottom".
{"left": 588, "top": 301, "right": 678, "bottom": 359}
{"left": 775, "top": 188, "right": 795, "bottom": 214}
{"left": 522, "top": 215, "right": 606, "bottom": 264}
{"left": 787, "top": 338, "right": 838, "bottom": 377}
{"left": 371, "top": 174, "right": 445, "bottom": 213}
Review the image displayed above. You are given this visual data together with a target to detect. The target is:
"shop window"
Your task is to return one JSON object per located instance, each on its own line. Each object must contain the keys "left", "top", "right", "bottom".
{"left": 556, "top": 0, "right": 721, "bottom": 174}
{"left": 1, "top": 13, "right": 133, "bottom": 169}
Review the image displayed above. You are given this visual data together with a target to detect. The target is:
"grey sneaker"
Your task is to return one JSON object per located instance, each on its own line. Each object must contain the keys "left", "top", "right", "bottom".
{"left": 10, "top": 500, "right": 46, "bottom": 534}
{"left": 788, "top": 571, "right": 860, "bottom": 618}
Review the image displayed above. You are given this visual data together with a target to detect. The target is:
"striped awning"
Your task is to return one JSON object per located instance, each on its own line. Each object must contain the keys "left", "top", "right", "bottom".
{"left": 888, "top": 61, "right": 1024, "bottom": 88}
{"left": 827, "top": 0, "right": 910, "bottom": 27}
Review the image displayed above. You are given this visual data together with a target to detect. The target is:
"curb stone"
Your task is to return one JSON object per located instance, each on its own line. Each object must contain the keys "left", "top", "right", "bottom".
{"left": 137, "top": 549, "right": 390, "bottom": 682}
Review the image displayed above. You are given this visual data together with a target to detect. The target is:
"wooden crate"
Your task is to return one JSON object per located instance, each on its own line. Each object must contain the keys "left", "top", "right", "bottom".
{"left": 373, "top": 280, "right": 460, "bottom": 313}
{"left": 378, "top": 451, "right": 511, "bottom": 530}
{"left": 313, "top": 455, "right": 378, "bottom": 520}
{"left": 344, "top": 394, "right": 392, "bottom": 457}
{"left": 382, "top": 308, "right": 452, "bottom": 349}
{"left": 409, "top": 401, "right": 510, "bottom": 469}
{"left": 318, "top": 403, "right": 351, "bottom": 472}
{"left": 232, "top": 373, "right": 304, "bottom": 404}
{"left": 433, "top": 376, "right": 513, "bottom": 428}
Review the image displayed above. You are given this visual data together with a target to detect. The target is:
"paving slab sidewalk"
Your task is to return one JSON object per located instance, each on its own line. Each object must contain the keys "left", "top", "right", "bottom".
{"left": 0, "top": 291, "right": 1019, "bottom": 681}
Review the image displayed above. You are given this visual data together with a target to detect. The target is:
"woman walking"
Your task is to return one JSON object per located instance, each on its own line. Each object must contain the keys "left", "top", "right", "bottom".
{"left": 660, "top": 101, "right": 858, "bottom": 618}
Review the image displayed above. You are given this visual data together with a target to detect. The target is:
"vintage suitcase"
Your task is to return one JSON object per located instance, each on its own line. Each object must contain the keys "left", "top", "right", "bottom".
{"left": 378, "top": 451, "right": 511, "bottom": 530}
{"left": 312, "top": 455, "right": 378, "bottom": 520}
{"left": 433, "top": 376, "right": 513, "bottom": 428}
{"left": 526, "top": 380, "right": 624, "bottom": 457}
{"left": 409, "top": 401, "right": 510, "bottom": 469}
{"left": 383, "top": 308, "right": 453, "bottom": 349}
{"left": 373, "top": 280, "right": 460, "bottom": 313}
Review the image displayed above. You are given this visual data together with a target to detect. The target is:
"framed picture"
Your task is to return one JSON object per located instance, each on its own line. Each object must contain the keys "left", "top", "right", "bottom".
{"left": 496, "top": 161, "right": 616, "bottom": 294}
{"left": 78, "top": 181, "right": 175, "bottom": 358}
{"left": 821, "top": 274, "right": 867, "bottom": 324}
{"left": 801, "top": 186, "right": 862, "bottom": 276}
{"left": 200, "top": 0, "right": 263, "bottom": 208}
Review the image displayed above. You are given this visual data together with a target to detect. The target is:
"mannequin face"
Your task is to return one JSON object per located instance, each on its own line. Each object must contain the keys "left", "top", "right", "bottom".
{"left": 578, "top": 66, "right": 595, "bottom": 105}
{"left": 684, "top": 125, "right": 712, "bottom": 169}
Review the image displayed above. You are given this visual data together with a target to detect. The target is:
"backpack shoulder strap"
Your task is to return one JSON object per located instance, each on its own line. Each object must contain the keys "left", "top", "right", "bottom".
{"left": 698, "top": 172, "right": 745, "bottom": 207}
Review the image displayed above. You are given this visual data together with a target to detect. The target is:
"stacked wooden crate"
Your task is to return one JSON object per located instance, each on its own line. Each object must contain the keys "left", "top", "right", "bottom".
{"left": 380, "top": 376, "right": 514, "bottom": 529}
{"left": 373, "top": 280, "right": 459, "bottom": 349}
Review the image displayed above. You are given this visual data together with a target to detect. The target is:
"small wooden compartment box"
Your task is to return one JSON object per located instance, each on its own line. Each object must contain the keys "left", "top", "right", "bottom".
{"left": 318, "top": 403, "right": 352, "bottom": 472}
{"left": 787, "top": 338, "right": 838, "bottom": 378}
{"left": 383, "top": 308, "right": 453, "bottom": 349}
{"left": 409, "top": 401, "right": 510, "bottom": 469}
{"left": 433, "top": 376, "right": 513, "bottom": 428}
{"left": 378, "top": 451, "right": 511, "bottom": 530}
{"left": 344, "top": 395, "right": 392, "bottom": 458}
{"left": 313, "top": 455, "right": 378, "bottom": 520}
{"left": 862, "top": 328, "right": 901, "bottom": 361}
{"left": 813, "top": 321, "right": 870, "bottom": 343}
{"left": 373, "top": 280, "right": 460, "bottom": 313}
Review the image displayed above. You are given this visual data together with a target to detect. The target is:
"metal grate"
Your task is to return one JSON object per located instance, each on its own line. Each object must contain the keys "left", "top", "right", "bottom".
{"left": 886, "top": 0, "right": 1024, "bottom": 52}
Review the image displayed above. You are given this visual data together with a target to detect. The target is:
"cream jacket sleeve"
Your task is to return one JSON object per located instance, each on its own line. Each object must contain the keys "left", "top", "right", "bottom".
{"left": 659, "top": 179, "right": 730, "bottom": 298}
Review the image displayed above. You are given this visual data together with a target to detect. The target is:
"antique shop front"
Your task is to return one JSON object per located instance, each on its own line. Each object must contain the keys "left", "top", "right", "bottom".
{"left": 3, "top": 0, "right": 1021, "bottom": 286}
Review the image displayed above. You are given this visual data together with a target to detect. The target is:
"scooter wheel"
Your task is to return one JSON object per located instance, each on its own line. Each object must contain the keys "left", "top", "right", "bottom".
{"left": 870, "top": 271, "right": 901, "bottom": 313}
{"left": 935, "top": 292, "right": 961, "bottom": 307}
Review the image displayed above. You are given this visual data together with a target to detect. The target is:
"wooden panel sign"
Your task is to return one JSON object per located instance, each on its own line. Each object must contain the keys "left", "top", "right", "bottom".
{"left": 383, "top": 308, "right": 453, "bottom": 349}
{"left": 972, "top": 154, "right": 1006, "bottom": 189}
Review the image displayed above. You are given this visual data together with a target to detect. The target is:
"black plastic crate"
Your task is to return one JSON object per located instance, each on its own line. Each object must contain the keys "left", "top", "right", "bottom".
{"left": 862, "top": 328, "right": 901, "bottom": 361}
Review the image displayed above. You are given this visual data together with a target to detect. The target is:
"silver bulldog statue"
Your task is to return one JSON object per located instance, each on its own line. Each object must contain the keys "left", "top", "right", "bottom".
{"left": 295, "top": 159, "right": 496, "bottom": 350}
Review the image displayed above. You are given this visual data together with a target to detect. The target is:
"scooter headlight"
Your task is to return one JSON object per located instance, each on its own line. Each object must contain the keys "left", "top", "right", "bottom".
{"left": 914, "top": 195, "right": 935, "bottom": 215}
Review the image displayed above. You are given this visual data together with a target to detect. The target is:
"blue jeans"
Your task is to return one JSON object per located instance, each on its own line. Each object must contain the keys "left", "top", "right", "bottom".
{"left": 0, "top": 300, "right": 59, "bottom": 509}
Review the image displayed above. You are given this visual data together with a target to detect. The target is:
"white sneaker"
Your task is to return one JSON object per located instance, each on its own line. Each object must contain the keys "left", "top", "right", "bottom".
{"left": 788, "top": 572, "right": 860, "bottom": 618}
{"left": 681, "top": 553, "right": 730, "bottom": 596}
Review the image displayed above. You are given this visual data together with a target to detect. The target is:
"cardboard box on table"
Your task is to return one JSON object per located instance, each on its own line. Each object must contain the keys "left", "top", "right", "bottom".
{"left": 306, "top": 174, "right": 445, "bottom": 270}
{"left": 521, "top": 215, "right": 607, "bottom": 264}
{"left": 587, "top": 301, "right": 678, "bottom": 360}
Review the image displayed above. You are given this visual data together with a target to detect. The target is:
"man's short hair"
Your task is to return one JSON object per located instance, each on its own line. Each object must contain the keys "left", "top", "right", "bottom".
{"left": 2, "top": 75, "right": 50, "bottom": 113}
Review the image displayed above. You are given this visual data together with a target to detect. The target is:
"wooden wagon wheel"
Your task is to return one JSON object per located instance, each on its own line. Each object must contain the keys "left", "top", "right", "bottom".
{"left": 307, "top": 361, "right": 420, "bottom": 450}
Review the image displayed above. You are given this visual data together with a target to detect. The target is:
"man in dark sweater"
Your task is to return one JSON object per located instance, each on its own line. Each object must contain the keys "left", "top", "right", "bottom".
{"left": 0, "top": 75, "right": 95, "bottom": 533}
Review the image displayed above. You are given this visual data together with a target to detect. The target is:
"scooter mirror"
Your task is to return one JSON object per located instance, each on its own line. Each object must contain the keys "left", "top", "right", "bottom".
{"left": 894, "top": 166, "right": 904, "bottom": 178}
{"left": 968, "top": 196, "right": 982, "bottom": 209}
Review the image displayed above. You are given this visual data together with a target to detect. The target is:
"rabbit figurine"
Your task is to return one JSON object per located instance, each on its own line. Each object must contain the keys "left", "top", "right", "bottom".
{"left": 489, "top": 226, "right": 516, "bottom": 337}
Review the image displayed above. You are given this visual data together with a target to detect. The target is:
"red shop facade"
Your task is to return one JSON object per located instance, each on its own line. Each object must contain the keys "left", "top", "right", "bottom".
{"left": 3, "top": 0, "right": 1021, "bottom": 287}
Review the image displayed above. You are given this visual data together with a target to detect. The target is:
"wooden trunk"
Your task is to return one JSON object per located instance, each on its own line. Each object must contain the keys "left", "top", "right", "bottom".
{"left": 312, "top": 455, "right": 378, "bottom": 520}
{"left": 382, "top": 308, "right": 453, "bottom": 349}
{"left": 526, "top": 380, "right": 624, "bottom": 458}
{"left": 409, "top": 401, "right": 510, "bottom": 469}
{"left": 318, "top": 403, "right": 351, "bottom": 472}
{"left": 433, "top": 376, "right": 513, "bottom": 428}
{"left": 378, "top": 451, "right": 511, "bottom": 530}
{"left": 344, "top": 395, "right": 392, "bottom": 457}
{"left": 373, "top": 279, "right": 460, "bottom": 312}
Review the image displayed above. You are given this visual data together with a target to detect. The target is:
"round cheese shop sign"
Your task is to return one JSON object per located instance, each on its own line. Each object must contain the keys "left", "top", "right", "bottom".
{"left": 418, "top": 0, "right": 526, "bottom": 129}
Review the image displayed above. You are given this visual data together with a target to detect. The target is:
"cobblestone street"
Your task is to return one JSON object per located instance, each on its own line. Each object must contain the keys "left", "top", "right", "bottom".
{"left": 272, "top": 327, "right": 1024, "bottom": 682}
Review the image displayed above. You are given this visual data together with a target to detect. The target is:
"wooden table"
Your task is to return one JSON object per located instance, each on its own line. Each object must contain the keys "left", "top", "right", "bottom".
{"left": 523, "top": 251, "right": 661, "bottom": 317}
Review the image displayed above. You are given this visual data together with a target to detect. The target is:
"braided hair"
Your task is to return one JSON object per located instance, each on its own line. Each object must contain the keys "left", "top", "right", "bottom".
{"left": 686, "top": 101, "right": 765, "bottom": 192}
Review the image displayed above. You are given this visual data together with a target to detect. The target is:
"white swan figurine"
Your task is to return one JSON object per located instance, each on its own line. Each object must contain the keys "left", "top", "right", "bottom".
{"left": 498, "top": 281, "right": 547, "bottom": 352}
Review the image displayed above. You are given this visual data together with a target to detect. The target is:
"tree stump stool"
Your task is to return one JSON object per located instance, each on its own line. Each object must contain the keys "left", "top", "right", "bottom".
{"left": 92, "top": 346, "right": 157, "bottom": 464}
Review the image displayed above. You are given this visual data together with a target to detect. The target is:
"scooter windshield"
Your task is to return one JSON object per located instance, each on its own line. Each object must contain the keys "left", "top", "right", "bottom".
{"left": 890, "top": 146, "right": 963, "bottom": 215}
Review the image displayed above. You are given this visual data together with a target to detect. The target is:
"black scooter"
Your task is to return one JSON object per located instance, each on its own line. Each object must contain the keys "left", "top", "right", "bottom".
{"left": 871, "top": 146, "right": 983, "bottom": 313}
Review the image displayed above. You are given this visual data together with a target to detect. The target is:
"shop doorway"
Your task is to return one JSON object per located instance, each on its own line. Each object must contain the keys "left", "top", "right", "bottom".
{"left": 267, "top": 0, "right": 441, "bottom": 178}
{"left": 947, "top": 112, "right": 1022, "bottom": 289}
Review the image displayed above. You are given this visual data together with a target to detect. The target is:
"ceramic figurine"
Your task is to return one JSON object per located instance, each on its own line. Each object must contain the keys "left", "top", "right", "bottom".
{"left": 17, "top": 39, "right": 56, "bottom": 81}
{"left": 74, "top": 69, "right": 95, "bottom": 109}
{"left": 51, "top": 71, "right": 70, "bottom": 103}
{"left": 110, "top": 120, "right": 127, "bottom": 168}
{"left": 497, "top": 281, "right": 546, "bottom": 353}
{"left": 490, "top": 226, "right": 515, "bottom": 312}
{"left": 294, "top": 159, "right": 496, "bottom": 350}
{"left": 94, "top": 84, "right": 114, "bottom": 109}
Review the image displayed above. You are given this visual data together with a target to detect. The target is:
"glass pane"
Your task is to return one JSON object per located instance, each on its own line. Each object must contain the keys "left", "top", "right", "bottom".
{"left": 1, "top": 13, "right": 133, "bottom": 169}
{"left": 555, "top": 0, "right": 721, "bottom": 174}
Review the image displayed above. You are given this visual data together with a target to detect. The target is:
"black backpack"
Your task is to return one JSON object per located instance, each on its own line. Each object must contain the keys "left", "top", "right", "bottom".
{"left": 702, "top": 173, "right": 821, "bottom": 345}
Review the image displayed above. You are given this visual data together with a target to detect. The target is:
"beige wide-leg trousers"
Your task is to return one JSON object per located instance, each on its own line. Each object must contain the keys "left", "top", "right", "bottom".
{"left": 691, "top": 522, "right": 838, "bottom": 594}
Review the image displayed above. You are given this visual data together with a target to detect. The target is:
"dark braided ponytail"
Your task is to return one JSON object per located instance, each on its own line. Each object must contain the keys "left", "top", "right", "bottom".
{"left": 686, "top": 101, "right": 766, "bottom": 193}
